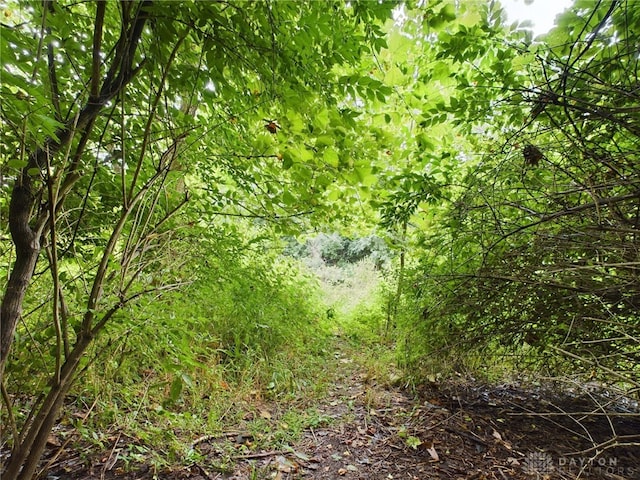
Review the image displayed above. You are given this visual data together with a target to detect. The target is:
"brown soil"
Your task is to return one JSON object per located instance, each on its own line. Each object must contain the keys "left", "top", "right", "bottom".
{"left": 12, "top": 341, "right": 640, "bottom": 480}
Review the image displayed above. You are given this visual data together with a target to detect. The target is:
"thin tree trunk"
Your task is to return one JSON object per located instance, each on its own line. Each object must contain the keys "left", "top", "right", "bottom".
{"left": 1, "top": 4, "right": 152, "bottom": 477}
{"left": 386, "top": 220, "right": 408, "bottom": 337}
{"left": 2, "top": 335, "right": 92, "bottom": 480}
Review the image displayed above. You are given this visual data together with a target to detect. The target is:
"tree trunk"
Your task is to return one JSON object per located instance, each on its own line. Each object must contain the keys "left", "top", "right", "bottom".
{"left": 0, "top": 183, "right": 42, "bottom": 374}
{"left": 386, "top": 220, "right": 408, "bottom": 337}
{"left": 1, "top": 5, "right": 153, "bottom": 478}
{"left": 0, "top": 0, "right": 152, "bottom": 376}
{"left": 2, "top": 335, "right": 92, "bottom": 480}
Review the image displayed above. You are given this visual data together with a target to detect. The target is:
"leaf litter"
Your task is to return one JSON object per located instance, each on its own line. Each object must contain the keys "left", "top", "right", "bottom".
{"left": 20, "top": 338, "right": 640, "bottom": 479}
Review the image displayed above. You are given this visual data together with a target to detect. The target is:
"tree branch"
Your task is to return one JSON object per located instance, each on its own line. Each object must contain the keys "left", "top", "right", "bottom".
{"left": 90, "top": 1, "right": 107, "bottom": 99}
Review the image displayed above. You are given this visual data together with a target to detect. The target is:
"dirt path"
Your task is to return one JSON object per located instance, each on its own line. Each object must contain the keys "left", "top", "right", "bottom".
{"left": 238, "top": 342, "right": 640, "bottom": 480}
{"left": 188, "top": 340, "right": 640, "bottom": 480}
{"left": 34, "top": 338, "right": 640, "bottom": 479}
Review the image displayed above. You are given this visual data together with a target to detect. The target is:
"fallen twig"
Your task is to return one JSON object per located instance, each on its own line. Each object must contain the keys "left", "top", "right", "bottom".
{"left": 233, "top": 450, "right": 285, "bottom": 460}
{"left": 445, "top": 427, "right": 489, "bottom": 446}
{"left": 192, "top": 431, "right": 250, "bottom": 448}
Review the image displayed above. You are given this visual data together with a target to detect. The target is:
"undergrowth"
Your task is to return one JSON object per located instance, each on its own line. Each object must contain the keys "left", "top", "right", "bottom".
{"left": 2, "top": 232, "right": 341, "bottom": 471}
{"left": 3, "top": 234, "right": 405, "bottom": 473}
{"left": 73, "top": 259, "right": 336, "bottom": 464}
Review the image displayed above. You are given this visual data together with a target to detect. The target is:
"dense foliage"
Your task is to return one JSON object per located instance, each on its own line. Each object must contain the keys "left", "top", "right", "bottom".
{"left": 394, "top": 0, "right": 640, "bottom": 387}
{"left": 1, "top": 0, "right": 638, "bottom": 477}
{"left": 0, "top": 1, "right": 394, "bottom": 477}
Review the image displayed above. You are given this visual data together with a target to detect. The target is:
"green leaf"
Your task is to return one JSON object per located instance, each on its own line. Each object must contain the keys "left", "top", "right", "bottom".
{"left": 406, "top": 435, "right": 423, "bottom": 449}
{"left": 169, "top": 376, "right": 183, "bottom": 402}
{"left": 323, "top": 148, "right": 340, "bottom": 167}
{"left": 441, "top": 4, "right": 456, "bottom": 22}
{"left": 282, "top": 150, "right": 294, "bottom": 170}
{"left": 33, "top": 114, "right": 63, "bottom": 141}
{"left": 316, "top": 135, "right": 334, "bottom": 147}
{"left": 355, "top": 167, "right": 377, "bottom": 187}
{"left": 327, "top": 188, "right": 342, "bottom": 201}
{"left": 282, "top": 190, "right": 296, "bottom": 205}
{"left": 6, "top": 159, "right": 28, "bottom": 169}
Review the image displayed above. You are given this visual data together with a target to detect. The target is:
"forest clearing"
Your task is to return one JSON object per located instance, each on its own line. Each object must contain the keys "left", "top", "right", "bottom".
{"left": 1, "top": 0, "right": 639, "bottom": 478}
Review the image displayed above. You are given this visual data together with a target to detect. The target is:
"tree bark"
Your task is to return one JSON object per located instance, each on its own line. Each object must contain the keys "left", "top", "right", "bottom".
{"left": 0, "top": 183, "right": 42, "bottom": 373}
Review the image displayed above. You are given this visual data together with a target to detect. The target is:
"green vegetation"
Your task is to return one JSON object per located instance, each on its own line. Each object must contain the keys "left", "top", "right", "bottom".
{"left": 1, "top": 0, "right": 638, "bottom": 477}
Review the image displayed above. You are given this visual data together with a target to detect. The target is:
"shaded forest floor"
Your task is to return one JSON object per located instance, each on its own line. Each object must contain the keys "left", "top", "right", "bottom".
{"left": 37, "top": 336, "right": 640, "bottom": 480}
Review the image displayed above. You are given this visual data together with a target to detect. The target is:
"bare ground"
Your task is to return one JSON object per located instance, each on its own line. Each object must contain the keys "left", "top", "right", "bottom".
{"left": 12, "top": 340, "right": 640, "bottom": 480}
